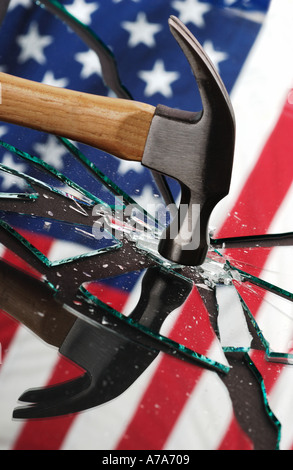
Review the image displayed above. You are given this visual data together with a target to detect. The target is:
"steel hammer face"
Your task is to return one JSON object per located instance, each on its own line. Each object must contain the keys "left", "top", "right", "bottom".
{"left": 142, "top": 16, "right": 236, "bottom": 267}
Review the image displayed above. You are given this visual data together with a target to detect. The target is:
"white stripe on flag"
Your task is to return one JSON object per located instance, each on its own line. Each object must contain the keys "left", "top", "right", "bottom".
{"left": 164, "top": 344, "right": 233, "bottom": 450}
{"left": 61, "top": 356, "right": 162, "bottom": 450}
{"left": 211, "top": 0, "right": 293, "bottom": 231}
{"left": 0, "top": 326, "right": 58, "bottom": 450}
{"left": 253, "top": 183, "right": 293, "bottom": 355}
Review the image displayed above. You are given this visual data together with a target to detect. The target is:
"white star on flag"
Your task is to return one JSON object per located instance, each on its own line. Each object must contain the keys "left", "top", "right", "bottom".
{"left": 117, "top": 160, "right": 145, "bottom": 176}
{"left": 16, "top": 22, "right": 53, "bottom": 64}
{"left": 171, "top": 0, "right": 211, "bottom": 27}
{"left": 41, "top": 71, "right": 69, "bottom": 88}
{"left": 75, "top": 49, "right": 102, "bottom": 79}
{"left": 122, "top": 12, "right": 162, "bottom": 48}
{"left": 64, "top": 0, "right": 99, "bottom": 25}
{"left": 203, "top": 40, "right": 228, "bottom": 72}
{"left": 33, "top": 136, "right": 68, "bottom": 170}
{"left": 0, "top": 127, "right": 8, "bottom": 139}
{"left": 138, "top": 59, "right": 180, "bottom": 98}
{"left": 0, "top": 153, "right": 27, "bottom": 189}
{"left": 8, "top": 0, "right": 32, "bottom": 10}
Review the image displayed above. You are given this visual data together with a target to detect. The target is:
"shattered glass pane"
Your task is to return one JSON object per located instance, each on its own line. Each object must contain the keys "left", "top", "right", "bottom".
{"left": 81, "top": 268, "right": 230, "bottom": 374}
{"left": 235, "top": 280, "right": 293, "bottom": 363}
{"left": 215, "top": 283, "right": 253, "bottom": 352}
{"left": 217, "top": 244, "right": 293, "bottom": 294}
{"left": 0, "top": 138, "right": 102, "bottom": 206}
{"left": 0, "top": 211, "right": 120, "bottom": 266}
{"left": 0, "top": 0, "right": 291, "bottom": 451}
{"left": 0, "top": 166, "right": 38, "bottom": 200}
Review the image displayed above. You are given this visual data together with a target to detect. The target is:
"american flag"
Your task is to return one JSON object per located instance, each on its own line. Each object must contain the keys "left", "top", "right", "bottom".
{"left": 0, "top": 0, "right": 293, "bottom": 451}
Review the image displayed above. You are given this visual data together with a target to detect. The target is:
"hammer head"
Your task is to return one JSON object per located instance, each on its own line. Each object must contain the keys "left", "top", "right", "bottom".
{"left": 142, "top": 16, "right": 235, "bottom": 267}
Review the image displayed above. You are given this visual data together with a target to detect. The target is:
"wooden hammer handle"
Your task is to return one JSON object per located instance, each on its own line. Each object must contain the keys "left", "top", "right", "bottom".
{"left": 0, "top": 72, "right": 155, "bottom": 161}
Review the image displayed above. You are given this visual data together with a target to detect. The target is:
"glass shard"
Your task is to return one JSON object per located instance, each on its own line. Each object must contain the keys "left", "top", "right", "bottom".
{"left": 0, "top": 211, "right": 121, "bottom": 267}
{"left": 235, "top": 280, "right": 293, "bottom": 364}
{"left": 0, "top": 166, "right": 38, "bottom": 200}
{"left": 81, "top": 267, "right": 229, "bottom": 374}
{"left": 0, "top": 139, "right": 103, "bottom": 206}
{"left": 216, "top": 284, "right": 253, "bottom": 352}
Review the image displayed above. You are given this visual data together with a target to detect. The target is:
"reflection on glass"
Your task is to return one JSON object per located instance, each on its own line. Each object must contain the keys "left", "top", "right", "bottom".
{"left": 0, "top": 0, "right": 291, "bottom": 449}
{"left": 0, "top": 211, "right": 120, "bottom": 266}
{"left": 0, "top": 166, "right": 38, "bottom": 200}
{"left": 81, "top": 267, "right": 230, "bottom": 374}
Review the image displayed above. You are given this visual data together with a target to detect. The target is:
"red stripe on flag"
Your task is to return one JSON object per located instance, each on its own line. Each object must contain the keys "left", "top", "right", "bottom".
{"left": 217, "top": 94, "right": 293, "bottom": 240}
{"left": 115, "top": 286, "right": 220, "bottom": 450}
{"left": 250, "top": 349, "right": 284, "bottom": 396}
{"left": 218, "top": 417, "right": 254, "bottom": 450}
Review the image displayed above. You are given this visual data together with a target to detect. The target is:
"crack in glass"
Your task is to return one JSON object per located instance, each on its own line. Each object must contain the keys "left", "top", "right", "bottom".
{"left": 0, "top": 0, "right": 291, "bottom": 449}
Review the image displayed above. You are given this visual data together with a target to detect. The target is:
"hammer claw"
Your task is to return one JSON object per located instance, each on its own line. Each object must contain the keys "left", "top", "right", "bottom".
{"left": 13, "top": 373, "right": 100, "bottom": 419}
{"left": 17, "top": 374, "right": 90, "bottom": 405}
{"left": 12, "top": 268, "right": 194, "bottom": 419}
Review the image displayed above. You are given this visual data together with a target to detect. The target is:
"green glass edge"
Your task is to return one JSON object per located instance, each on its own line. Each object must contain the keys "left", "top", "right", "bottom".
{"left": 237, "top": 278, "right": 293, "bottom": 364}
{"left": 35, "top": 0, "right": 132, "bottom": 99}
{"left": 0, "top": 217, "right": 122, "bottom": 267}
{"left": 0, "top": 139, "right": 105, "bottom": 206}
{"left": 59, "top": 137, "right": 164, "bottom": 228}
{"left": 79, "top": 284, "right": 230, "bottom": 374}
{"left": 244, "top": 352, "right": 282, "bottom": 450}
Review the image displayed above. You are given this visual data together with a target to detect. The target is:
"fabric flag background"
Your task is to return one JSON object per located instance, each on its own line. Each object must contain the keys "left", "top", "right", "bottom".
{"left": 0, "top": 0, "right": 293, "bottom": 450}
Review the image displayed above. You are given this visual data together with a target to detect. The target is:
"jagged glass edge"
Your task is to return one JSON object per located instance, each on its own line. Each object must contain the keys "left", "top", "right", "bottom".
{"left": 0, "top": 159, "right": 39, "bottom": 200}
{"left": 0, "top": 162, "right": 93, "bottom": 207}
{"left": 0, "top": 217, "right": 122, "bottom": 267}
{"left": 31, "top": 0, "right": 292, "bottom": 372}
{"left": 0, "top": 139, "right": 104, "bottom": 206}
{"left": 222, "top": 346, "right": 251, "bottom": 353}
{"left": 1, "top": 0, "right": 283, "bottom": 433}
{"left": 211, "top": 232, "right": 293, "bottom": 249}
{"left": 0, "top": 136, "right": 164, "bottom": 234}
{"left": 0, "top": 193, "right": 37, "bottom": 199}
{"left": 244, "top": 352, "right": 282, "bottom": 449}
{"left": 35, "top": 0, "right": 132, "bottom": 100}
{"left": 0, "top": 188, "right": 38, "bottom": 200}
{"left": 212, "top": 248, "right": 293, "bottom": 302}
{"left": 21, "top": 0, "right": 286, "bottom": 441}
{"left": 79, "top": 284, "right": 230, "bottom": 374}
{"left": 229, "top": 263, "right": 293, "bottom": 302}
{"left": 0, "top": 143, "right": 166, "bottom": 266}
{"left": 59, "top": 137, "right": 165, "bottom": 229}
{"left": 8, "top": 0, "right": 292, "bottom": 366}
{"left": 237, "top": 283, "right": 293, "bottom": 364}
{"left": 208, "top": 249, "right": 293, "bottom": 363}
{"left": 0, "top": 136, "right": 164, "bottom": 233}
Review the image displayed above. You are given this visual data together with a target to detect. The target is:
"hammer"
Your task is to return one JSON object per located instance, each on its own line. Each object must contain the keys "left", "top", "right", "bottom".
{"left": 0, "top": 16, "right": 235, "bottom": 266}
{"left": 0, "top": 259, "right": 229, "bottom": 418}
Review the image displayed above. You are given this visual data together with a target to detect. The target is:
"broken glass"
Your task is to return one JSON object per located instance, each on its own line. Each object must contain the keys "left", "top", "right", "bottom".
{"left": 0, "top": 166, "right": 38, "bottom": 200}
{"left": 0, "top": 0, "right": 291, "bottom": 450}
{"left": 0, "top": 211, "right": 121, "bottom": 267}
